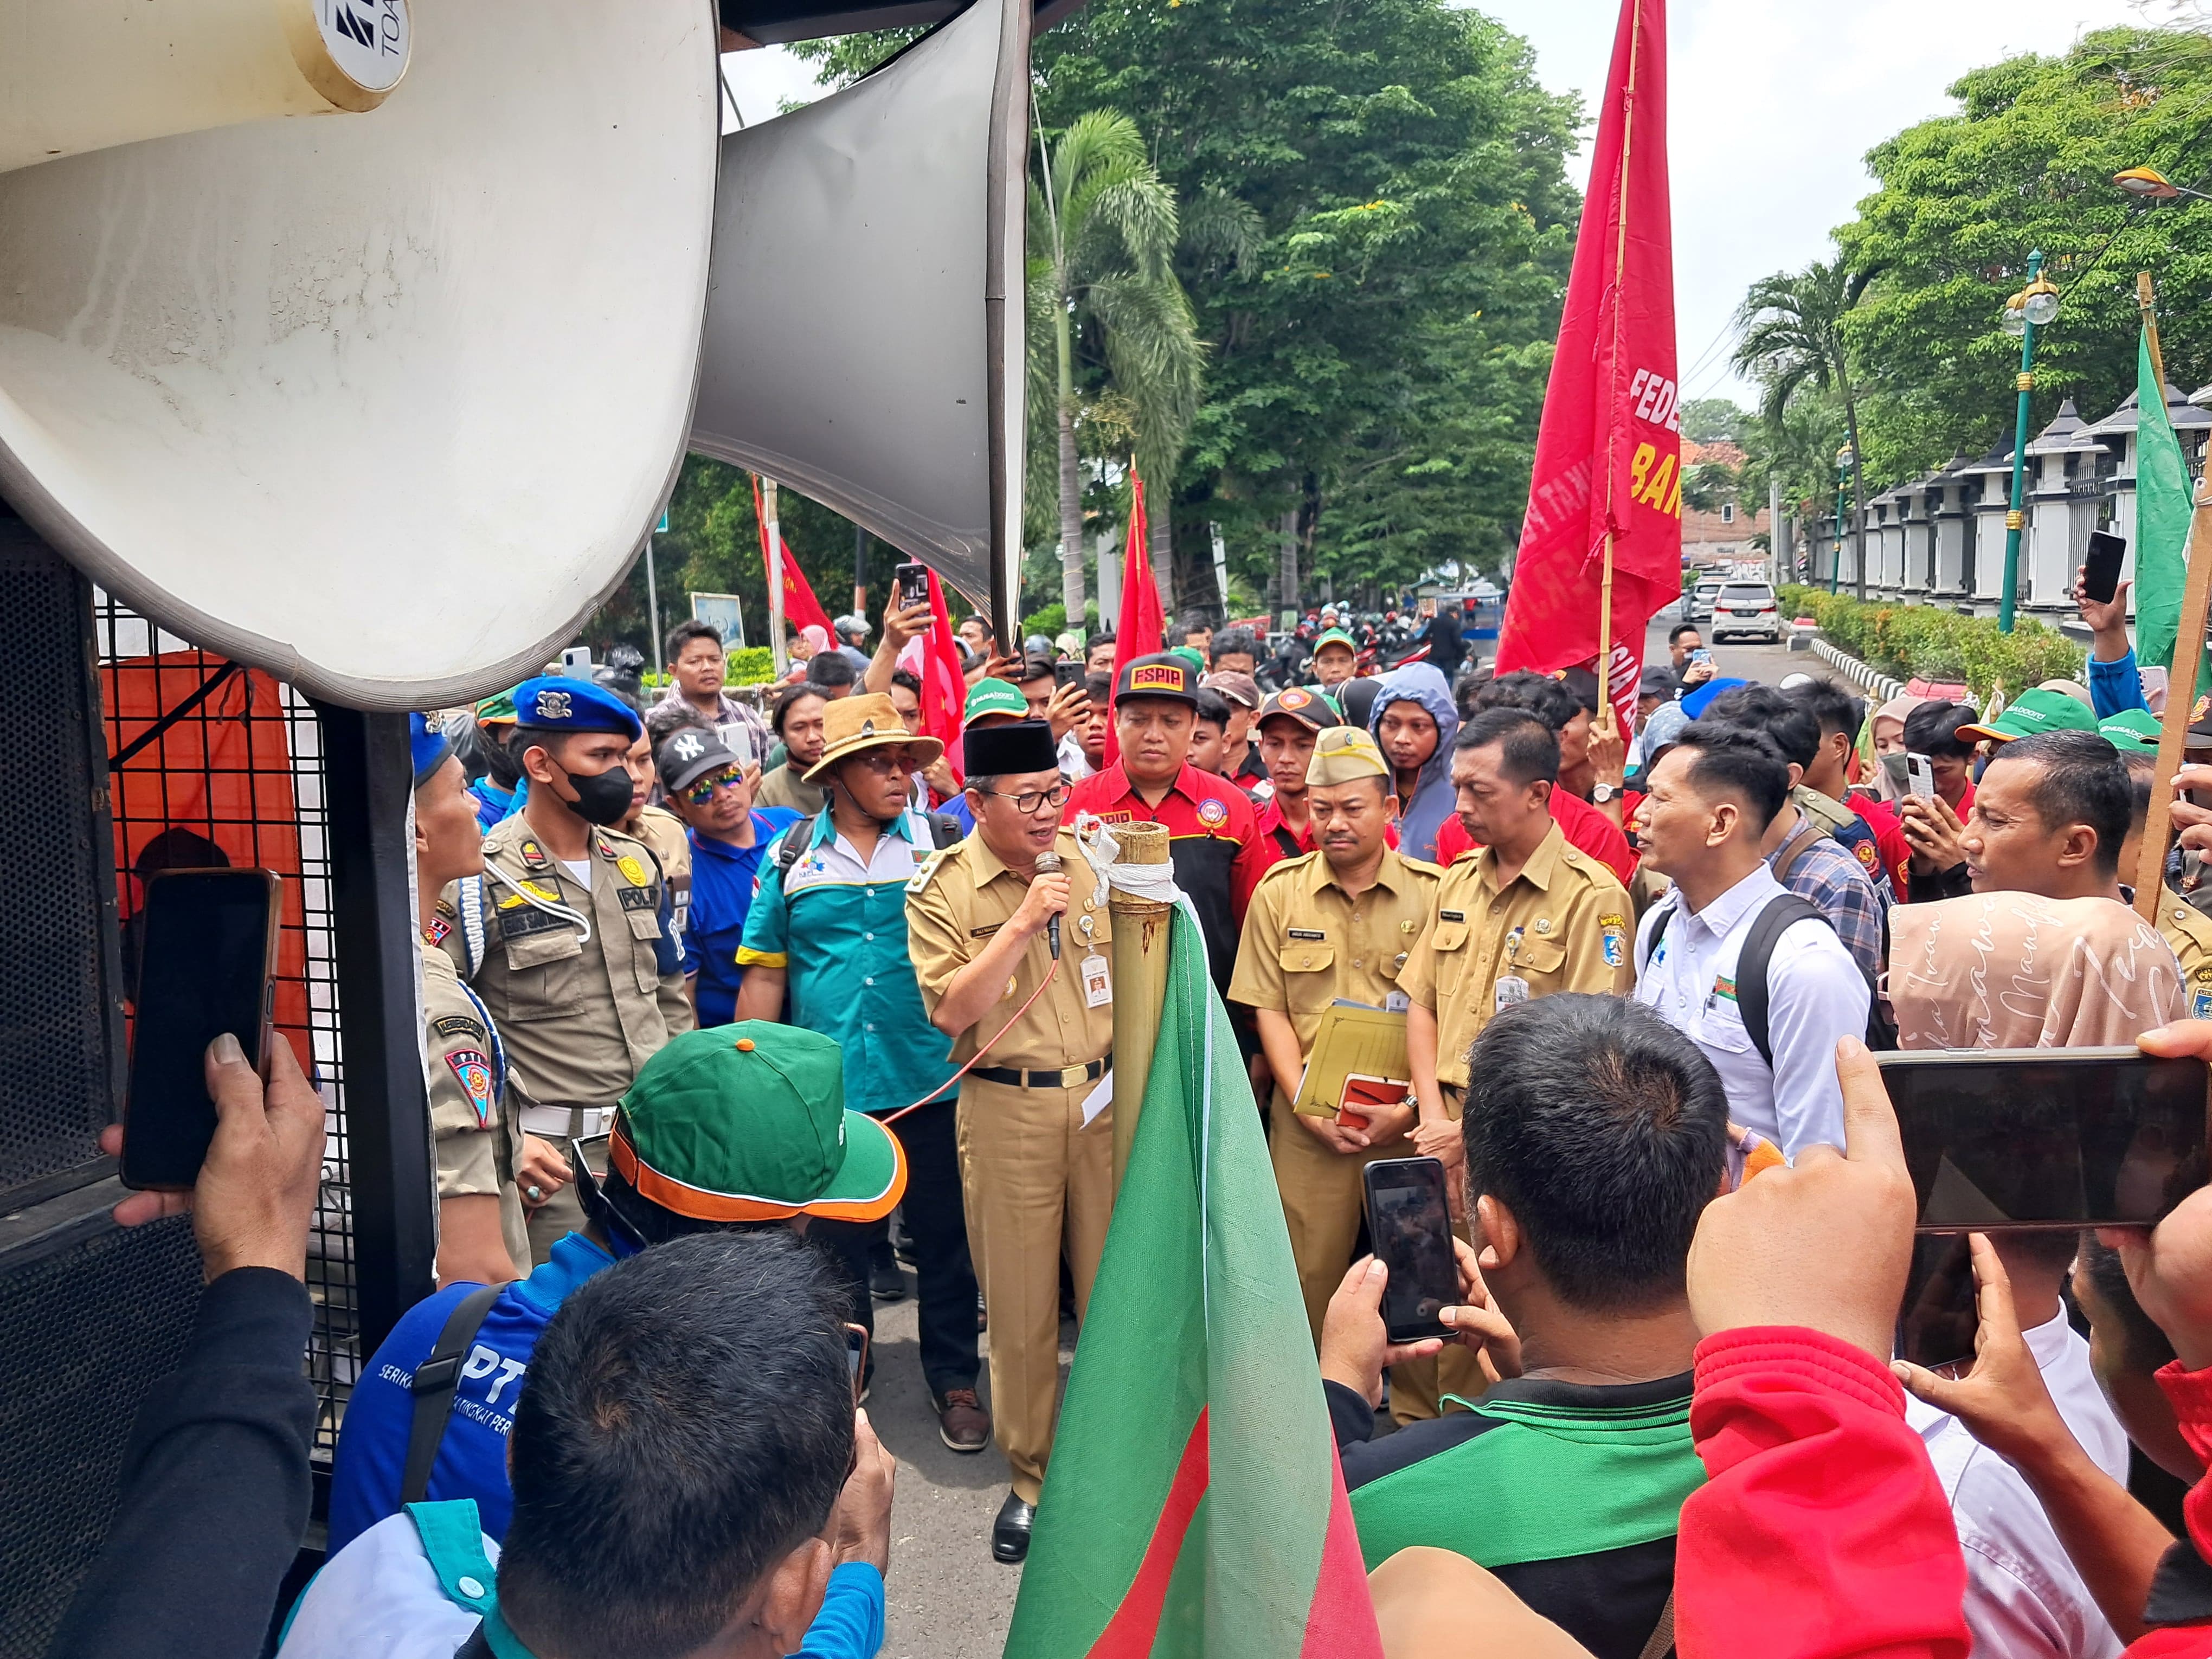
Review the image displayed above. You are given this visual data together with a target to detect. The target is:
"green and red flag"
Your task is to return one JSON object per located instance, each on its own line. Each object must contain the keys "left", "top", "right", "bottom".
{"left": 2132, "top": 329, "right": 2193, "bottom": 676}
{"left": 1003, "top": 905, "right": 1384, "bottom": 1659}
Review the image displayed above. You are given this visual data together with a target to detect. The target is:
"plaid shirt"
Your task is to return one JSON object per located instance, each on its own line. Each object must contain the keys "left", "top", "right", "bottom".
{"left": 1767, "top": 816, "right": 1886, "bottom": 983}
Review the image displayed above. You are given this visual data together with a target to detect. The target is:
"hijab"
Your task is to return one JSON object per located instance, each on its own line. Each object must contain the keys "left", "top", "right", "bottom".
{"left": 1888, "top": 892, "right": 2184, "bottom": 1050}
{"left": 1869, "top": 695, "right": 1933, "bottom": 803}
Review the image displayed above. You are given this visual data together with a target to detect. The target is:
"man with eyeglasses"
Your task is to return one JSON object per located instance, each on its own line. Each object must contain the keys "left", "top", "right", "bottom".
{"left": 652, "top": 728, "right": 799, "bottom": 1027}
{"left": 907, "top": 718, "right": 1115, "bottom": 1564}
{"left": 735, "top": 693, "right": 986, "bottom": 1459}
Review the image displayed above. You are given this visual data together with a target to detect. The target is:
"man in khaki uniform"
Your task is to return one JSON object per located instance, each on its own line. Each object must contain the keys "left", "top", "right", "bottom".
{"left": 1405, "top": 706, "right": 1633, "bottom": 1142}
{"left": 1228, "top": 726, "right": 1440, "bottom": 1346}
{"left": 906, "top": 718, "right": 1114, "bottom": 1566}
{"left": 411, "top": 715, "right": 529, "bottom": 1285}
{"left": 444, "top": 677, "right": 693, "bottom": 1263}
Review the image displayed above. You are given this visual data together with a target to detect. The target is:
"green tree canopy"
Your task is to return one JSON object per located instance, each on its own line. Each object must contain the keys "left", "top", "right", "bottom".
{"left": 1837, "top": 26, "right": 2212, "bottom": 483}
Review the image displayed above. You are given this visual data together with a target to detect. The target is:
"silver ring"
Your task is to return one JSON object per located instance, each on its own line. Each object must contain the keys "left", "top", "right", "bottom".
{"left": 527, "top": 1185, "right": 543, "bottom": 1202}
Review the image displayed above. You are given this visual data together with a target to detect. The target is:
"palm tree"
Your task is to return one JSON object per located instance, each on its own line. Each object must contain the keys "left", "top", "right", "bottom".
{"left": 1733, "top": 260, "right": 1872, "bottom": 598}
{"left": 1030, "top": 111, "right": 1204, "bottom": 622}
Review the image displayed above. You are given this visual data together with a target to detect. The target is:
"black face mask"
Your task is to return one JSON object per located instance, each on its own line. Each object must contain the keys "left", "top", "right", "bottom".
{"left": 558, "top": 764, "right": 635, "bottom": 827}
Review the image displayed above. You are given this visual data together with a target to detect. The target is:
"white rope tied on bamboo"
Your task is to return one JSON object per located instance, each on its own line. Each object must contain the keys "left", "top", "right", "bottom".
{"left": 1072, "top": 812, "right": 1184, "bottom": 910}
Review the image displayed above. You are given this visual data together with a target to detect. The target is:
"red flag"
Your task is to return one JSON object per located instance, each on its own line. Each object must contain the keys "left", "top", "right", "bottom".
{"left": 918, "top": 568, "right": 967, "bottom": 782}
{"left": 1494, "top": 0, "right": 1676, "bottom": 735}
{"left": 751, "top": 477, "right": 835, "bottom": 637}
{"left": 1105, "top": 472, "right": 1167, "bottom": 768}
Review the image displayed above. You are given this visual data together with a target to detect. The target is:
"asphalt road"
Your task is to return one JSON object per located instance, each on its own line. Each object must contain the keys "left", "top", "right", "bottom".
{"left": 867, "top": 608, "right": 1825, "bottom": 1657}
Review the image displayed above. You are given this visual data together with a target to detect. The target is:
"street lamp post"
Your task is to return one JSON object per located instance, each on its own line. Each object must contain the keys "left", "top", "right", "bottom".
{"left": 1997, "top": 250, "right": 2060, "bottom": 633}
{"left": 1832, "top": 445, "right": 1851, "bottom": 594}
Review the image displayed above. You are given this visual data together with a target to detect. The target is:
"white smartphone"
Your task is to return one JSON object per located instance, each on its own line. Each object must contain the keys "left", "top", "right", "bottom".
{"left": 1906, "top": 752, "right": 1936, "bottom": 801}
{"left": 717, "top": 721, "right": 758, "bottom": 770}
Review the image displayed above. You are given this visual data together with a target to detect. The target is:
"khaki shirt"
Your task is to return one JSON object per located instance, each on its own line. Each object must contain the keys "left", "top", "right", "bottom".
{"left": 422, "top": 943, "right": 529, "bottom": 1271}
{"left": 631, "top": 805, "right": 692, "bottom": 944}
{"left": 2159, "top": 886, "right": 2212, "bottom": 1018}
{"left": 1398, "top": 820, "right": 1633, "bottom": 1087}
{"left": 442, "top": 816, "right": 693, "bottom": 1108}
{"left": 906, "top": 825, "right": 1115, "bottom": 1072}
{"left": 1227, "top": 847, "right": 1442, "bottom": 1059}
{"left": 755, "top": 762, "right": 825, "bottom": 816}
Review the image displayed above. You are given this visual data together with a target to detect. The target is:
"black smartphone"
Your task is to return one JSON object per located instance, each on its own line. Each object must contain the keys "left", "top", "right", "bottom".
{"left": 1361, "top": 1156, "right": 1458, "bottom": 1342}
{"left": 843, "top": 1321, "right": 871, "bottom": 1406}
{"left": 1896, "top": 1233, "right": 1980, "bottom": 1373}
{"left": 121, "top": 869, "right": 282, "bottom": 1191}
{"left": 1877, "top": 1047, "right": 2210, "bottom": 1230}
{"left": 894, "top": 561, "right": 930, "bottom": 611}
{"left": 1053, "top": 659, "right": 1084, "bottom": 690}
{"left": 2083, "top": 529, "right": 2127, "bottom": 606}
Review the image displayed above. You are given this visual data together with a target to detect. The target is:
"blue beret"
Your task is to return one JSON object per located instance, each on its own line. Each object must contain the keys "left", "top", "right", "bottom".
{"left": 509, "top": 675, "right": 644, "bottom": 741}
{"left": 409, "top": 712, "right": 454, "bottom": 789}
{"left": 1681, "top": 677, "right": 1748, "bottom": 721}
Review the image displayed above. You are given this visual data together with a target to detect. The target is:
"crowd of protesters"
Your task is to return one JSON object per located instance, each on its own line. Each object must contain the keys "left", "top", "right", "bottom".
{"left": 54, "top": 573, "right": 2212, "bottom": 1659}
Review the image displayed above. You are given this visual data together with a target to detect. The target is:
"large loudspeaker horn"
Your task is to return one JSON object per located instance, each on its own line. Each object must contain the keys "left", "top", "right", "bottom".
{"left": 0, "top": 2, "right": 718, "bottom": 710}
{"left": 690, "top": 0, "right": 1031, "bottom": 640}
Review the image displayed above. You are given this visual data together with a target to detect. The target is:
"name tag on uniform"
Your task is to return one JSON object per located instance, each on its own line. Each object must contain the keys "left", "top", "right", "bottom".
{"left": 1082, "top": 953, "right": 1113, "bottom": 1007}
{"left": 1439, "top": 909, "right": 1465, "bottom": 924}
{"left": 1494, "top": 975, "right": 1530, "bottom": 1012}
{"left": 1287, "top": 928, "right": 1326, "bottom": 941}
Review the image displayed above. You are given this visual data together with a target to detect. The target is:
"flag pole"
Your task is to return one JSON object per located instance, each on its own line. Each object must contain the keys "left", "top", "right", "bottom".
{"left": 1594, "top": 0, "right": 1643, "bottom": 741}
{"left": 2139, "top": 475, "right": 2212, "bottom": 925}
{"left": 1108, "top": 820, "right": 1174, "bottom": 1191}
{"left": 2140, "top": 271, "right": 2168, "bottom": 390}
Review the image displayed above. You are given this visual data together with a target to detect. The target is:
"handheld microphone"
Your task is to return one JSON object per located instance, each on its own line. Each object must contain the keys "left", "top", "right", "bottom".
{"left": 1034, "top": 851, "right": 1063, "bottom": 959}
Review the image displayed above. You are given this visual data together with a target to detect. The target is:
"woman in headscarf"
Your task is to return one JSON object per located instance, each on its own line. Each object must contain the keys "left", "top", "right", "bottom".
{"left": 1366, "top": 661, "right": 1458, "bottom": 862}
{"left": 1869, "top": 693, "right": 1932, "bottom": 803}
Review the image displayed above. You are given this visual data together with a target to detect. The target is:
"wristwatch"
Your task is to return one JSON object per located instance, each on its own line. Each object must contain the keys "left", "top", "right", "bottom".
{"left": 1590, "top": 782, "right": 1621, "bottom": 805}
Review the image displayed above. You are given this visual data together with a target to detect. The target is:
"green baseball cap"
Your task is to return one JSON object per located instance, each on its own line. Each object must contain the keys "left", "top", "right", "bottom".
{"left": 474, "top": 689, "right": 519, "bottom": 726}
{"left": 1167, "top": 645, "right": 1207, "bottom": 674}
{"left": 608, "top": 1023, "right": 905, "bottom": 1223}
{"left": 963, "top": 676, "right": 1031, "bottom": 723}
{"left": 1313, "top": 627, "right": 1358, "bottom": 655}
{"left": 2098, "top": 708, "right": 2162, "bottom": 753}
{"left": 1959, "top": 687, "right": 2099, "bottom": 744}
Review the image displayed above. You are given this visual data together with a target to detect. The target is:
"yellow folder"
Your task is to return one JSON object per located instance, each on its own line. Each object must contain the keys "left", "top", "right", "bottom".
{"left": 1291, "top": 1000, "right": 1413, "bottom": 1118}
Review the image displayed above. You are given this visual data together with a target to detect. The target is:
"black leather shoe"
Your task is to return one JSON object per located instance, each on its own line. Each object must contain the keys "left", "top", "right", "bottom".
{"left": 991, "top": 1491, "right": 1036, "bottom": 1564}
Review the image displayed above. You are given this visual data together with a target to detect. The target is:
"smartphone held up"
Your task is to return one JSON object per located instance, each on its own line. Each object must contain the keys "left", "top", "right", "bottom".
{"left": 1362, "top": 1156, "right": 1459, "bottom": 1343}
{"left": 120, "top": 869, "right": 282, "bottom": 1192}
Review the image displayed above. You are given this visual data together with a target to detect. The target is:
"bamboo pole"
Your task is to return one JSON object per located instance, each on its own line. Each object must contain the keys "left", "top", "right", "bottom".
{"left": 1108, "top": 821, "right": 1173, "bottom": 1189}
{"left": 2137, "top": 475, "right": 2212, "bottom": 925}
{"left": 1593, "top": 0, "right": 1643, "bottom": 742}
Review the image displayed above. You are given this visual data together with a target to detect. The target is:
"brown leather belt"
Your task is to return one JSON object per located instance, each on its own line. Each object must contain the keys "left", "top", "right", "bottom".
{"left": 971, "top": 1059, "right": 1107, "bottom": 1090}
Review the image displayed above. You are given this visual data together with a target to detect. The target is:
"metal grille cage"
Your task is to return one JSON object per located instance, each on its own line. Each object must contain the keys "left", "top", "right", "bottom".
{"left": 0, "top": 540, "right": 117, "bottom": 1206}
{"left": 0, "top": 1216, "right": 204, "bottom": 1659}
{"left": 92, "top": 593, "right": 361, "bottom": 1461}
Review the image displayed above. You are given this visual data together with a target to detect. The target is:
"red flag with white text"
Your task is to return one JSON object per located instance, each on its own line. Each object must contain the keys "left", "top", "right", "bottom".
{"left": 1494, "top": 0, "right": 1677, "bottom": 733}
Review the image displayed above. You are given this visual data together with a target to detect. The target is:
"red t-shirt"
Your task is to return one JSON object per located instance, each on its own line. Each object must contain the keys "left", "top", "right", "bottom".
{"left": 1847, "top": 793, "right": 1915, "bottom": 899}
{"left": 1063, "top": 762, "right": 1262, "bottom": 991}
{"left": 1433, "top": 787, "right": 1636, "bottom": 885}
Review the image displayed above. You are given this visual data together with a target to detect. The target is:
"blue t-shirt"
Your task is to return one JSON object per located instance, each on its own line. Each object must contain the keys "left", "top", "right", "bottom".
{"left": 683, "top": 811, "right": 800, "bottom": 1026}
{"left": 326, "top": 1233, "right": 620, "bottom": 1553}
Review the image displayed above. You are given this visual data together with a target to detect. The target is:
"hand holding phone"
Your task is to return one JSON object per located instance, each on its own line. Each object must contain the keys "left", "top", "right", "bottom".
{"left": 1891, "top": 1232, "right": 2076, "bottom": 1468}
{"left": 1053, "top": 659, "right": 1084, "bottom": 690}
{"left": 1905, "top": 752, "right": 1937, "bottom": 801}
{"left": 893, "top": 561, "right": 930, "bottom": 612}
{"left": 2081, "top": 530, "right": 2127, "bottom": 608}
{"left": 1361, "top": 1156, "right": 1460, "bottom": 1341}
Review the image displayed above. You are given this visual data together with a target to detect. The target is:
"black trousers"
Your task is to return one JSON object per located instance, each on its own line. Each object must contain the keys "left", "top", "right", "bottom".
{"left": 814, "top": 1096, "right": 980, "bottom": 1397}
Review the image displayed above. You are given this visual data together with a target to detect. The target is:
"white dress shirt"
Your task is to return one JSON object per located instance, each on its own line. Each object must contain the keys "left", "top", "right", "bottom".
{"left": 1634, "top": 862, "right": 1870, "bottom": 1155}
{"left": 1905, "top": 1308, "right": 2132, "bottom": 1659}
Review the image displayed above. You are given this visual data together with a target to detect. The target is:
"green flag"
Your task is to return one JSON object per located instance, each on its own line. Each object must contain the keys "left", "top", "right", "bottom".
{"left": 2133, "top": 330, "right": 2192, "bottom": 673}
{"left": 1004, "top": 906, "right": 1384, "bottom": 1659}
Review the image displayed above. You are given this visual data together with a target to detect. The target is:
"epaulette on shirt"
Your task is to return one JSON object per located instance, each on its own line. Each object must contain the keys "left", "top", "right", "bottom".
{"left": 906, "top": 844, "right": 957, "bottom": 896}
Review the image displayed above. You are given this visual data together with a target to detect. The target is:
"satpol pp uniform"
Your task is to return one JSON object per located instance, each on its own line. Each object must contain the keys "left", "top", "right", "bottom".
{"left": 443, "top": 678, "right": 692, "bottom": 1264}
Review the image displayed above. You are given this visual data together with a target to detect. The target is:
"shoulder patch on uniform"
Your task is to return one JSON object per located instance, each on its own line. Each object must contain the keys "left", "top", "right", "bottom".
{"left": 1598, "top": 913, "right": 1626, "bottom": 931}
{"left": 434, "top": 896, "right": 456, "bottom": 918}
{"left": 617, "top": 854, "right": 650, "bottom": 888}
{"left": 425, "top": 915, "right": 452, "bottom": 946}
{"left": 431, "top": 1013, "right": 485, "bottom": 1043}
{"left": 1852, "top": 839, "right": 1879, "bottom": 872}
{"left": 445, "top": 1050, "right": 497, "bottom": 1127}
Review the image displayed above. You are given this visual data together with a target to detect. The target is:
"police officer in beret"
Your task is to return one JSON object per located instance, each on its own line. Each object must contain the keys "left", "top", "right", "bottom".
{"left": 412, "top": 714, "right": 528, "bottom": 1287}
{"left": 907, "top": 718, "right": 1114, "bottom": 1562}
{"left": 443, "top": 676, "right": 694, "bottom": 1264}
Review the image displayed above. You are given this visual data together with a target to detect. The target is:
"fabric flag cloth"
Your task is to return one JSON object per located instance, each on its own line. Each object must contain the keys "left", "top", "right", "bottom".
{"left": 1493, "top": 0, "right": 1677, "bottom": 736}
{"left": 917, "top": 568, "right": 968, "bottom": 781}
{"left": 750, "top": 476, "right": 836, "bottom": 636}
{"left": 1103, "top": 472, "right": 1167, "bottom": 769}
{"left": 1003, "top": 904, "right": 1384, "bottom": 1659}
{"left": 2133, "top": 332, "right": 2193, "bottom": 674}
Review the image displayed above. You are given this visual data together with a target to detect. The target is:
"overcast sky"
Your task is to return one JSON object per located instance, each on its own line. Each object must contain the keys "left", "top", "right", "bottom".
{"left": 723, "top": 0, "right": 2151, "bottom": 407}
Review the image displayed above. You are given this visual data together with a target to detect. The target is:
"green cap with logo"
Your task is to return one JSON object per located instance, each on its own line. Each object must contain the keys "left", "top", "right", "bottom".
{"left": 608, "top": 1023, "right": 905, "bottom": 1223}
{"left": 1313, "top": 627, "right": 1358, "bottom": 655}
{"left": 2097, "top": 708, "right": 2162, "bottom": 754}
{"left": 963, "top": 676, "right": 1032, "bottom": 723}
{"left": 1959, "top": 687, "right": 2100, "bottom": 744}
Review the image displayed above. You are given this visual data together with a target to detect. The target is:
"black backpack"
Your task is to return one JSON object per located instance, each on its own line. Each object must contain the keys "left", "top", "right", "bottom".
{"left": 774, "top": 808, "right": 963, "bottom": 873}
{"left": 1643, "top": 891, "right": 1893, "bottom": 1066}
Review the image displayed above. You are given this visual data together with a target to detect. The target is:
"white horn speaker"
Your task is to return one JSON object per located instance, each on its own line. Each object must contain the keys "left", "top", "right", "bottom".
{"left": 690, "top": 0, "right": 1030, "bottom": 639}
{"left": 0, "top": 1, "right": 719, "bottom": 710}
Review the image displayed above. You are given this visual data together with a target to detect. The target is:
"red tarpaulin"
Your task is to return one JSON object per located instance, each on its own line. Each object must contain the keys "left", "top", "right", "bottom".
{"left": 1494, "top": 0, "right": 1678, "bottom": 735}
